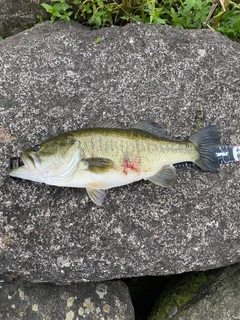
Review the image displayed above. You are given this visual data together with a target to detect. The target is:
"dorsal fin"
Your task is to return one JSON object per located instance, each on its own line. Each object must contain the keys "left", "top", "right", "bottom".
{"left": 96, "top": 119, "right": 122, "bottom": 128}
{"left": 131, "top": 120, "right": 168, "bottom": 138}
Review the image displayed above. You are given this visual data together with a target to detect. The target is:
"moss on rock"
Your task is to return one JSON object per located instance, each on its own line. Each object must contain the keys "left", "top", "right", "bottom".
{"left": 148, "top": 272, "right": 211, "bottom": 320}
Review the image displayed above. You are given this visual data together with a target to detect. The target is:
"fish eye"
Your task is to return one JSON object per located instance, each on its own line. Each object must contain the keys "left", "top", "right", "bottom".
{"left": 33, "top": 145, "right": 41, "bottom": 152}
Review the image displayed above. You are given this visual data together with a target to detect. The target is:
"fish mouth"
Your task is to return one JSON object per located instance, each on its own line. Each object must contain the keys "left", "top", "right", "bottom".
{"left": 9, "top": 156, "right": 25, "bottom": 170}
{"left": 19, "top": 152, "right": 36, "bottom": 170}
{"left": 9, "top": 152, "right": 41, "bottom": 180}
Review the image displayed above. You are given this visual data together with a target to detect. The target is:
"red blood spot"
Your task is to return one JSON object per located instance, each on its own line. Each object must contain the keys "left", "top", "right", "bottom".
{"left": 123, "top": 158, "right": 140, "bottom": 175}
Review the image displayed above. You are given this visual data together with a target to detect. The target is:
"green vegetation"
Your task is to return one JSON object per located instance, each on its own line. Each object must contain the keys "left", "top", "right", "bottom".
{"left": 213, "top": 1, "right": 240, "bottom": 41}
{"left": 93, "top": 37, "right": 102, "bottom": 44}
{"left": 41, "top": 0, "right": 73, "bottom": 22}
{"left": 41, "top": 0, "right": 240, "bottom": 42}
{"left": 0, "top": 36, "right": 3, "bottom": 41}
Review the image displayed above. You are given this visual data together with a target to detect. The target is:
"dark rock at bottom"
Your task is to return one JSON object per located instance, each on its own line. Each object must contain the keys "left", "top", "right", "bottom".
{"left": 0, "top": 279, "right": 134, "bottom": 320}
{"left": 149, "top": 263, "right": 240, "bottom": 320}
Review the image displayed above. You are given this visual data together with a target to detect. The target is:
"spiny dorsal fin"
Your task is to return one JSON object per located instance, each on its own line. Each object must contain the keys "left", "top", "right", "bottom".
{"left": 82, "top": 157, "right": 114, "bottom": 173}
{"left": 96, "top": 119, "right": 122, "bottom": 128}
{"left": 147, "top": 165, "right": 177, "bottom": 187}
{"left": 131, "top": 120, "right": 168, "bottom": 138}
{"left": 86, "top": 188, "right": 106, "bottom": 205}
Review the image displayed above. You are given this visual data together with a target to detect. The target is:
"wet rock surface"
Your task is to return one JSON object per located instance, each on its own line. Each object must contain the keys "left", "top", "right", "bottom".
{"left": 0, "top": 21, "right": 240, "bottom": 283}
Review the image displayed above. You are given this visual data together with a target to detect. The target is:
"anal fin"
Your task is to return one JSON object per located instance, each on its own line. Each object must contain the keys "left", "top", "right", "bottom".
{"left": 86, "top": 188, "right": 106, "bottom": 205}
{"left": 148, "top": 165, "right": 177, "bottom": 187}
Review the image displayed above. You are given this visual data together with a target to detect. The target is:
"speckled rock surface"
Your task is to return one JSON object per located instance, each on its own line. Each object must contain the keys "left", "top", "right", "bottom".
{"left": 149, "top": 264, "right": 240, "bottom": 320}
{"left": 0, "top": 0, "right": 51, "bottom": 39}
{"left": 0, "top": 278, "right": 134, "bottom": 320}
{"left": 0, "top": 21, "right": 240, "bottom": 283}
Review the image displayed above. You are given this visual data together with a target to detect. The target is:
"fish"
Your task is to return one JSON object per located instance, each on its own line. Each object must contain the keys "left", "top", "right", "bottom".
{"left": 9, "top": 120, "right": 220, "bottom": 205}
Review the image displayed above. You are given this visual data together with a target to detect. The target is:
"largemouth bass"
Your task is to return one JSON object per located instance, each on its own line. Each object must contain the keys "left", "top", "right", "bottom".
{"left": 9, "top": 120, "right": 220, "bottom": 205}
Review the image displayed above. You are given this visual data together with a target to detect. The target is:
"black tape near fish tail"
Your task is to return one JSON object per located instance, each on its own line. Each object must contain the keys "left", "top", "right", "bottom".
{"left": 170, "top": 145, "right": 240, "bottom": 168}
{"left": 189, "top": 125, "right": 221, "bottom": 172}
{"left": 173, "top": 162, "right": 196, "bottom": 168}
{"left": 215, "top": 145, "right": 240, "bottom": 164}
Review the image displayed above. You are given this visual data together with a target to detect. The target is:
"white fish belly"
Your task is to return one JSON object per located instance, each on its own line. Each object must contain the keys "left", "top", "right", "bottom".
{"left": 53, "top": 169, "right": 147, "bottom": 189}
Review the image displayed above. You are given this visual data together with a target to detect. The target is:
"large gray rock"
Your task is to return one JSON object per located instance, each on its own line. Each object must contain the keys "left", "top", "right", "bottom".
{"left": 0, "top": 277, "right": 134, "bottom": 320}
{"left": 149, "top": 264, "right": 240, "bottom": 320}
{"left": 0, "top": 21, "right": 240, "bottom": 283}
{"left": 0, "top": 0, "right": 51, "bottom": 38}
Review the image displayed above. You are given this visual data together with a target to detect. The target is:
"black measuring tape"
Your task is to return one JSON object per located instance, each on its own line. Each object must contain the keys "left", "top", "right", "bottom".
{"left": 173, "top": 145, "right": 240, "bottom": 168}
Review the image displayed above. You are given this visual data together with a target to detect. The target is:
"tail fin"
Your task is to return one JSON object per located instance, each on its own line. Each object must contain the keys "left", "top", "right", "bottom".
{"left": 189, "top": 125, "right": 220, "bottom": 172}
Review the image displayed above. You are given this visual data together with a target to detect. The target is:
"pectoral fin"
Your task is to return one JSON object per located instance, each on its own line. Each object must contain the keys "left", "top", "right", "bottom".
{"left": 83, "top": 157, "right": 114, "bottom": 173}
{"left": 148, "top": 165, "right": 177, "bottom": 187}
{"left": 86, "top": 188, "right": 106, "bottom": 205}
